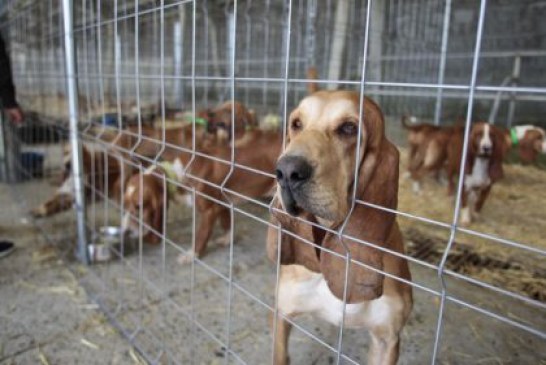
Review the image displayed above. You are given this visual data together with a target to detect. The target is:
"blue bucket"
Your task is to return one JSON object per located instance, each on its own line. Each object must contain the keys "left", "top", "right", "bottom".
{"left": 21, "top": 152, "right": 45, "bottom": 179}
{"left": 104, "top": 113, "right": 118, "bottom": 127}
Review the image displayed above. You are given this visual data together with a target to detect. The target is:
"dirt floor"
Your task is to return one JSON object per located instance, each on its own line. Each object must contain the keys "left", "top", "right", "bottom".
{"left": 397, "top": 147, "right": 546, "bottom": 303}
{"left": 2, "top": 163, "right": 546, "bottom": 365}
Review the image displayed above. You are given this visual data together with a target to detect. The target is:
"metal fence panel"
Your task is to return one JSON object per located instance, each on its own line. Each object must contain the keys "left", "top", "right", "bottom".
{"left": 1, "top": 0, "right": 545, "bottom": 364}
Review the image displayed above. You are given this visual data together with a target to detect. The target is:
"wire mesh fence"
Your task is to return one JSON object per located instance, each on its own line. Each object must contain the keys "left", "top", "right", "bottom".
{"left": 1, "top": 0, "right": 545, "bottom": 364}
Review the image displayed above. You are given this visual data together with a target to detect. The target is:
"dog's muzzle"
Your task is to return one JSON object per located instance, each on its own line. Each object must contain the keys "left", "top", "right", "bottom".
{"left": 479, "top": 144, "right": 492, "bottom": 157}
{"left": 275, "top": 155, "right": 313, "bottom": 216}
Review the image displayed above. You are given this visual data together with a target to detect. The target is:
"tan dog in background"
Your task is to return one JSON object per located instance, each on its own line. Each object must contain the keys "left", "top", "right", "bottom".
{"left": 178, "top": 130, "right": 282, "bottom": 262}
{"left": 401, "top": 116, "right": 454, "bottom": 193}
{"left": 203, "top": 101, "right": 257, "bottom": 143}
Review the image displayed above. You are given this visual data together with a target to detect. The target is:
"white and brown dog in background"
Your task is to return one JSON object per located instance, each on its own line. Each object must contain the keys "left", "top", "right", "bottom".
{"left": 504, "top": 125, "right": 546, "bottom": 163}
{"left": 447, "top": 122, "right": 506, "bottom": 225}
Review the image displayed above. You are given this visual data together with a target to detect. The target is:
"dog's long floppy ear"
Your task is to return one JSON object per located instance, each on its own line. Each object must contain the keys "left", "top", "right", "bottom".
{"left": 319, "top": 97, "right": 399, "bottom": 303}
{"left": 489, "top": 126, "right": 505, "bottom": 182}
{"left": 266, "top": 200, "right": 321, "bottom": 273}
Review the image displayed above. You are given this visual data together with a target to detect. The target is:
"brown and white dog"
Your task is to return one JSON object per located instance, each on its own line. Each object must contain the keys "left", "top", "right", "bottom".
{"left": 30, "top": 125, "right": 202, "bottom": 218}
{"left": 267, "top": 90, "right": 412, "bottom": 365}
{"left": 119, "top": 102, "right": 262, "bottom": 246}
{"left": 31, "top": 141, "right": 126, "bottom": 217}
{"left": 446, "top": 122, "right": 506, "bottom": 225}
{"left": 178, "top": 130, "right": 283, "bottom": 263}
{"left": 121, "top": 157, "right": 188, "bottom": 244}
{"left": 504, "top": 125, "right": 546, "bottom": 163}
{"left": 202, "top": 101, "right": 258, "bottom": 143}
{"left": 401, "top": 116, "right": 454, "bottom": 193}
{"left": 120, "top": 122, "right": 213, "bottom": 244}
{"left": 32, "top": 100, "right": 254, "bottom": 218}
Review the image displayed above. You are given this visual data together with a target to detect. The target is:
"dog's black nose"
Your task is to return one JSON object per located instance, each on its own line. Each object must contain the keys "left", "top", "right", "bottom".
{"left": 276, "top": 156, "right": 313, "bottom": 188}
{"left": 482, "top": 145, "right": 492, "bottom": 154}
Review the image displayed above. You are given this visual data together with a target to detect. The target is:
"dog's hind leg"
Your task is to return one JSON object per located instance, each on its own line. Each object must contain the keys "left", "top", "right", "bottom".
{"left": 475, "top": 185, "right": 491, "bottom": 214}
{"left": 31, "top": 193, "right": 74, "bottom": 217}
{"left": 215, "top": 207, "right": 232, "bottom": 247}
{"left": 178, "top": 203, "right": 222, "bottom": 264}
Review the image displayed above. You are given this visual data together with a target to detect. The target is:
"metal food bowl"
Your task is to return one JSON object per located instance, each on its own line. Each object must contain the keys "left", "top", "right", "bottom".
{"left": 88, "top": 226, "right": 128, "bottom": 263}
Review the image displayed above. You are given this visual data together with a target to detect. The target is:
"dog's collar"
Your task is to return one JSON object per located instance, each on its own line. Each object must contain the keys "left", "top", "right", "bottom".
{"left": 186, "top": 116, "right": 208, "bottom": 127}
{"left": 510, "top": 128, "right": 519, "bottom": 146}
{"left": 194, "top": 117, "right": 208, "bottom": 127}
{"left": 158, "top": 161, "right": 179, "bottom": 198}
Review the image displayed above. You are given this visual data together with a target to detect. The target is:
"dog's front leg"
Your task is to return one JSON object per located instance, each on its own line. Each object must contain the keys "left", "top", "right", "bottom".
{"left": 31, "top": 193, "right": 74, "bottom": 217}
{"left": 475, "top": 185, "right": 491, "bottom": 214}
{"left": 269, "top": 311, "right": 292, "bottom": 365}
{"left": 368, "top": 331, "right": 400, "bottom": 365}
{"left": 214, "top": 207, "right": 232, "bottom": 247}
{"left": 178, "top": 203, "right": 221, "bottom": 264}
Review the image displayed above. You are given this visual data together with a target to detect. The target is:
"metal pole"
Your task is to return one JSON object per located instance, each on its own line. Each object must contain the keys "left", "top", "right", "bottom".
{"left": 369, "top": 0, "right": 386, "bottom": 103}
{"left": 434, "top": 0, "right": 452, "bottom": 125}
{"left": 62, "top": 0, "right": 89, "bottom": 264}
{"left": 487, "top": 75, "right": 511, "bottom": 125}
{"left": 431, "top": 0, "right": 488, "bottom": 362}
{"left": 327, "top": 0, "right": 349, "bottom": 90}
{"left": 507, "top": 55, "right": 520, "bottom": 128}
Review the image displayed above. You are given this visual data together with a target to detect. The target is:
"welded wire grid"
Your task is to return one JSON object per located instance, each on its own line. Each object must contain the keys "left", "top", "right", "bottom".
{"left": 1, "top": 0, "right": 546, "bottom": 364}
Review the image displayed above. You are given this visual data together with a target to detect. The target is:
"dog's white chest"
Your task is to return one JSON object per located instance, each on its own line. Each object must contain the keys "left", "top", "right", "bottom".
{"left": 465, "top": 158, "right": 490, "bottom": 190}
{"left": 278, "top": 268, "right": 396, "bottom": 329}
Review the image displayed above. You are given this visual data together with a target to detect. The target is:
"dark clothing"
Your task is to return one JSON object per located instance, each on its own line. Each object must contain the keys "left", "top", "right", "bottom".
{"left": 0, "top": 33, "right": 17, "bottom": 108}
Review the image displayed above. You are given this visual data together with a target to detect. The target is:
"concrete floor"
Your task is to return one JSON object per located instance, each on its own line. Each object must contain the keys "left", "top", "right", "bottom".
{"left": 1, "top": 177, "right": 545, "bottom": 365}
{"left": 0, "top": 183, "right": 141, "bottom": 365}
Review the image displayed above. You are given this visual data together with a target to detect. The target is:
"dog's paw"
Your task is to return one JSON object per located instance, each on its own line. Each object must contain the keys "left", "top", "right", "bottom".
{"left": 214, "top": 232, "right": 232, "bottom": 247}
{"left": 412, "top": 181, "right": 422, "bottom": 195}
{"left": 177, "top": 251, "right": 196, "bottom": 265}
{"left": 459, "top": 208, "right": 472, "bottom": 226}
{"left": 30, "top": 205, "right": 47, "bottom": 218}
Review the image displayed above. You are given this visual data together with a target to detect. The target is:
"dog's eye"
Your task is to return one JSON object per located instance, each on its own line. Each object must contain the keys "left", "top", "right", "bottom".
{"left": 337, "top": 121, "right": 358, "bottom": 137}
{"left": 291, "top": 118, "right": 303, "bottom": 131}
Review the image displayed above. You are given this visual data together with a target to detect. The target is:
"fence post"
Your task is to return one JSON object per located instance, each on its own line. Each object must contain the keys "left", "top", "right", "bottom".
{"left": 62, "top": 0, "right": 89, "bottom": 264}
{"left": 506, "top": 55, "right": 520, "bottom": 128}
{"left": 327, "top": 0, "right": 349, "bottom": 90}
{"left": 434, "top": 0, "right": 452, "bottom": 125}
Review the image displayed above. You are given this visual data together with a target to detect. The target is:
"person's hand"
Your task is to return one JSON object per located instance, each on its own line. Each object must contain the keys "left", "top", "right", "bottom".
{"left": 5, "top": 107, "right": 23, "bottom": 124}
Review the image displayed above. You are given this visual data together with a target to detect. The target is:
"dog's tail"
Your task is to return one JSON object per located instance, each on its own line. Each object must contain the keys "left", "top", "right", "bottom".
{"left": 307, "top": 67, "right": 319, "bottom": 95}
{"left": 401, "top": 115, "right": 420, "bottom": 130}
